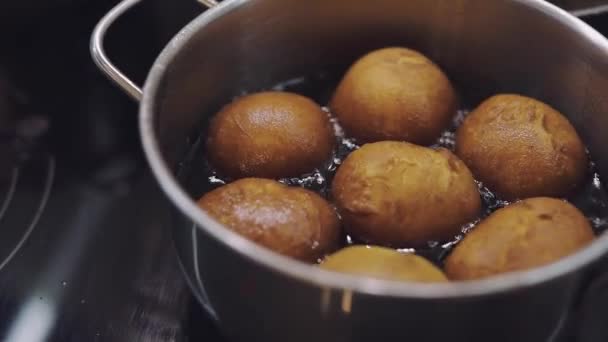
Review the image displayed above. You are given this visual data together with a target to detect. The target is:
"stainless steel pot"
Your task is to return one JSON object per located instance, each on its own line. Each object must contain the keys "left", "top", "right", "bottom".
{"left": 91, "top": 0, "right": 608, "bottom": 341}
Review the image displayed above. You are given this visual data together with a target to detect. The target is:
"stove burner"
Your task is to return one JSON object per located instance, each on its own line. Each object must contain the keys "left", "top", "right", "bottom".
{"left": 0, "top": 154, "right": 55, "bottom": 271}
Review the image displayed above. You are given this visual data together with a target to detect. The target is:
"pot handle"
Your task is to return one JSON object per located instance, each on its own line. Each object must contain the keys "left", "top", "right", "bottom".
{"left": 90, "top": 0, "right": 218, "bottom": 102}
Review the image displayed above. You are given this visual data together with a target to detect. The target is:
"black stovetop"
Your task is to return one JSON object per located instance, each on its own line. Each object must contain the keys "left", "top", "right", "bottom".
{"left": 0, "top": 2, "right": 606, "bottom": 342}
{"left": 0, "top": 1, "right": 223, "bottom": 340}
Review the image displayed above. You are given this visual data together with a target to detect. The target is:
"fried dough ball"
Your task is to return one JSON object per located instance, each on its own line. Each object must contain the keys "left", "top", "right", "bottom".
{"left": 320, "top": 246, "right": 447, "bottom": 282}
{"left": 332, "top": 141, "right": 481, "bottom": 246}
{"left": 207, "top": 91, "right": 335, "bottom": 179}
{"left": 330, "top": 47, "right": 457, "bottom": 144}
{"left": 445, "top": 197, "right": 595, "bottom": 281}
{"left": 455, "top": 94, "right": 587, "bottom": 201}
{"left": 197, "top": 178, "right": 341, "bottom": 262}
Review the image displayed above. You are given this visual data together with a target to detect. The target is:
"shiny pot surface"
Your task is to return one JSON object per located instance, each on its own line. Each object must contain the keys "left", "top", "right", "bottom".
{"left": 92, "top": 0, "right": 608, "bottom": 341}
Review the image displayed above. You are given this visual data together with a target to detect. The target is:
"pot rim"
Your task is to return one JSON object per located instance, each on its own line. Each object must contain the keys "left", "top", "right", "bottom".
{"left": 140, "top": 0, "right": 608, "bottom": 298}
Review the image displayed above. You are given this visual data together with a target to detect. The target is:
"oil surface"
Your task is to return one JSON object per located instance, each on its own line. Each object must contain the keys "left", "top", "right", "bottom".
{"left": 183, "top": 72, "right": 608, "bottom": 266}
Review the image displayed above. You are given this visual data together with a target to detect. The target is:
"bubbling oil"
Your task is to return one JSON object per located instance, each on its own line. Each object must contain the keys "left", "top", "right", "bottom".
{"left": 183, "top": 72, "right": 608, "bottom": 266}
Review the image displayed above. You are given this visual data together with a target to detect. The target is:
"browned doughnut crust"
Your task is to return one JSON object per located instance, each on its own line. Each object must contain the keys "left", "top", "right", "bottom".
{"left": 445, "top": 197, "right": 595, "bottom": 280}
{"left": 197, "top": 178, "right": 341, "bottom": 262}
{"left": 332, "top": 141, "right": 481, "bottom": 247}
{"left": 207, "top": 91, "right": 335, "bottom": 179}
{"left": 321, "top": 246, "right": 448, "bottom": 282}
{"left": 456, "top": 94, "right": 587, "bottom": 201}
{"left": 330, "top": 47, "right": 457, "bottom": 144}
